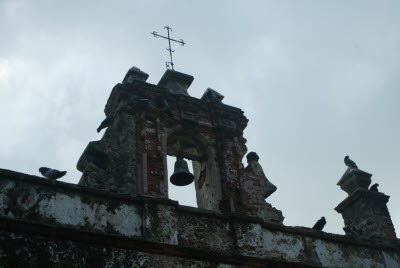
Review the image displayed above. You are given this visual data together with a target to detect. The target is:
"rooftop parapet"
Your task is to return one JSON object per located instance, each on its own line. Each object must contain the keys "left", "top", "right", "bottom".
{"left": 1, "top": 168, "right": 399, "bottom": 267}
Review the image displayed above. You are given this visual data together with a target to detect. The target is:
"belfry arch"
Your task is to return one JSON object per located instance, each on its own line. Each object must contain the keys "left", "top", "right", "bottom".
{"left": 166, "top": 131, "right": 223, "bottom": 210}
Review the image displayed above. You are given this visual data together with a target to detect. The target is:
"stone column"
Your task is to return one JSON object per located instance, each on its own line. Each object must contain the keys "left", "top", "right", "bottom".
{"left": 335, "top": 168, "right": 397, "bottom": 241}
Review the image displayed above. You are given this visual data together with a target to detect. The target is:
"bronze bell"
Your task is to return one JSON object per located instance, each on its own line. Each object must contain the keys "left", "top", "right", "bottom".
{"left": 170, "top": 156, "right": 194, "bottom": 186}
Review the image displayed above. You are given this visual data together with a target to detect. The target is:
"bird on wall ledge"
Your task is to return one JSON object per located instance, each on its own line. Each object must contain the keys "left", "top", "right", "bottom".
{"left": 39, "top": 167, "right": 67, "bottom": 180}
{"left": 312, "top": 217, "right": 326, "bottom": 231}
{"left": 344, "top": 155, "right": 358, "bottom": 169}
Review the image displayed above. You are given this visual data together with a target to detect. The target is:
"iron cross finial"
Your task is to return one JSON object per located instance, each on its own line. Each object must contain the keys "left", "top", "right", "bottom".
{"left": 151, "top": 26, "right": 185, "bottom": 70}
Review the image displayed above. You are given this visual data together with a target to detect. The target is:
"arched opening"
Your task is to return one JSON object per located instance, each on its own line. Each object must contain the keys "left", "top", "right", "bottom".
{"left": 166, "top": 132, "right": 207, "bottom": 207}
{"left": 167, "top": 155, "right": 197, "bottom": 207}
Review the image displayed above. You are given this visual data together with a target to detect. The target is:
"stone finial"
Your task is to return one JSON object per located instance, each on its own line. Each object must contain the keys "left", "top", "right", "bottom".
{"left": 157, "top": 69, "right": 194, "bottom": 96}
{"left": 337, "top": 168, "right": 372, "bottom": 195}
{"left": 201, "top": 88, "right": 224, "bottom": 103}
{"left": 246, "top": 152, "right": 259, "bottom": 163}
{"left": 244, "top": 153, "right": 277, "bottom": 199}
{"left": 336, "top": 167, "right": 397, "bottom": 241}
{"left": 122, "top": 66, "right": 149, "bottom": 84}
{"left": 241, "top": 152, "right": 283, "bottom": 224}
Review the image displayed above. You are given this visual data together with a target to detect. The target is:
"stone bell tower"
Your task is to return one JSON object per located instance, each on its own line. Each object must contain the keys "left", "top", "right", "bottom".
{"left": 77, "top": 67, "right": 283, "bottom": 223}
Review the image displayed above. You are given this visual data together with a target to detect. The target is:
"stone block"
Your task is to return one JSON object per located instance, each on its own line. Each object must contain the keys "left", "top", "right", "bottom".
{"left": 337, "top": 168, "right": 372, "bottom": 195}
{"left": 335, "top": 189, "right": 397, "bottom": 241}
{"left": 143, "top": 202, "right": 178, "bottom": 244}
{"left": 157, "top": 69, "right": 194, "bottom": 96}
{"left": 201, "top": 88, "right": 224, "bottom": 103}
{"left": 122, "top": 66, "right": 149, "bottom": 84}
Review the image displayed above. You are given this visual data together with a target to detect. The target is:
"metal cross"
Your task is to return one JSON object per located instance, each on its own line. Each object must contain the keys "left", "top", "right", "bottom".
{"left": 151, "top": 26, "right": 185, "bottom": 70}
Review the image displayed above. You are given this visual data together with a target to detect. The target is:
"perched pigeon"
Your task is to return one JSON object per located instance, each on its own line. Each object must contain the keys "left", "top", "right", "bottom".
{"left": 344, "top": 155, "right": 358, "bottom": 169}
{"left": 369, "top": 183, "right": 379, "bottom": 192}
{"left": 97, "top": 116, "right": 113, "bottom": 133}
{"left": 312, "top": 217, "right": 326, "bottom": 231}
{"left": 39, "top": 167, "right": 67, "bottom": 180}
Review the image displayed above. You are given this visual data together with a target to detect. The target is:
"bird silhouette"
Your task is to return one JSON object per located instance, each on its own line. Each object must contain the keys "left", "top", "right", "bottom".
{"left": 312, "top": 217, "right": 326, "bottom": 231}
{"left": 344, "top": 155, "right": 358, "bottom": 169}
{"left": 369, "top": 183, "right": 379, "bottom": 192}
{"left": 97, "top": 116, "right": 113, "bottom": 133}
{"left": 39, "top": 167, "right": 66, "bottom": 180}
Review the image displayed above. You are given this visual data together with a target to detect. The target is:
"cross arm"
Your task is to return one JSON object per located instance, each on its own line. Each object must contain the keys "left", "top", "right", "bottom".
{"left": 151, "top": 32, "right": 185, "bottom": 45}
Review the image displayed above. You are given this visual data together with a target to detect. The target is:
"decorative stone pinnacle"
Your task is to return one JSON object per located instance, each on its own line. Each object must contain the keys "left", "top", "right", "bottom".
{"left": 122, "top": 66, "right": 149, "bottom": 84}
{"left": 337, "top": 168, "right": 372, "bottom": 195}
{"left": 157, "top": 69, "right": 194, "bottom": 96}
{"left": 201, "top": 88, "right": 224, "bottom": 103}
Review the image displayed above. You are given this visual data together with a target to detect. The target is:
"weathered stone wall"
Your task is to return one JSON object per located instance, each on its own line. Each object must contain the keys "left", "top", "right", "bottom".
{"left": 1, "top": 169, "right": 399, "bottom": 267}
{"left": 77, "top": 111, "right": 139, "bottom": 196}
{"left": 0, "top": 230, "right": 257, "bottom": 268}
{"left": 0, "top": 169, "right": 142, "bottom": 238}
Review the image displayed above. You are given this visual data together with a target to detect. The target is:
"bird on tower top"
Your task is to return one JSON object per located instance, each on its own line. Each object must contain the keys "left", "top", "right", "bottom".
{"left": 344, "top": 155, "right": 358, "bottom": 169}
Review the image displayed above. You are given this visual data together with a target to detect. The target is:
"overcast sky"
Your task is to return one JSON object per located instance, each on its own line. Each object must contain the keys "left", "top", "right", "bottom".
{"left": 1, "top": 0, "right": 399, "bottom": 235}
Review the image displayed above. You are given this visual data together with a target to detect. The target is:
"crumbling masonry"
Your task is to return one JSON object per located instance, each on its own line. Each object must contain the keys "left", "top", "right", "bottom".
{"left": 0, "top": 67, "right": 399, "bottom": 267}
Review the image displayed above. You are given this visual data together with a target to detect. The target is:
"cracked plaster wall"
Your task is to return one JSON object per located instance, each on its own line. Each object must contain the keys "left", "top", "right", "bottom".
{"left": 0, "top": 171, "right": 399, "bottom": 267}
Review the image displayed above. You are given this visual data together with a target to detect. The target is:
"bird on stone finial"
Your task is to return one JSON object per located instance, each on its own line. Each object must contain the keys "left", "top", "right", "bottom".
{"left": 97, "top": 116, "right": 113, "bottom": 133}
{"left": 344, "top": 155, "right": 358, "bottom": 169}
{"left": 39, "top": 167, "right": 67, "bottom": 180}
{"left": 246, "top": 152, "right": 259, "bottom": 163}
{"left": 369, "top": 183, "right": 379, "bottom": 192}
{"left": 312, "top": 217, "right": 326, "bottom": 231}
